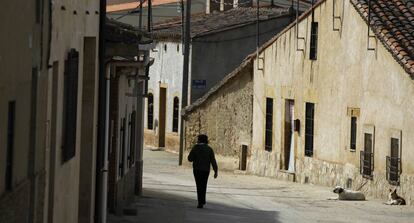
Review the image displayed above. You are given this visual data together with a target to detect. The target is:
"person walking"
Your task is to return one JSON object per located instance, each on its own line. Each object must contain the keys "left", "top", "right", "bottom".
{"left": 188, "top": 134, "right": 218, "bottom": 208}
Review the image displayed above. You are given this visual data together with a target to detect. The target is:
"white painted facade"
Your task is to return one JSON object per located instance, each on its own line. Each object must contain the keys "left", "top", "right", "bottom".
{"left": 145, "top": 41, "right": 184, "bottom": 150}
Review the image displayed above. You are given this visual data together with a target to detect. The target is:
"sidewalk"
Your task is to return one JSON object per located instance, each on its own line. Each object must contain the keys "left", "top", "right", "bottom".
{"left": 108, "top": 149, "right": 414, "bottom": 223}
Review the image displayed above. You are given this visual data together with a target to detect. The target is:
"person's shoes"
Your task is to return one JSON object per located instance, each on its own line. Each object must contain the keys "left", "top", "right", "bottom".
{"left": 197, "top": 204, "right": 204, "bottom": 209}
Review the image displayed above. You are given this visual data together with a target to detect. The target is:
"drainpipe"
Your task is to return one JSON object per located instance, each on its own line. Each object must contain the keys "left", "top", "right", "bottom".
{"left": 102, "top": 66, "right": 111, "bottom": 223}
{"left": 96, "top": 0, "right": 107, "bottom": 222}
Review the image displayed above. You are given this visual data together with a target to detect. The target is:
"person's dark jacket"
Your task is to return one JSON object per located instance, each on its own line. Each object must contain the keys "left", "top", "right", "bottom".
{"left": 188, "top": 143, "right": 218, "bottom": 173}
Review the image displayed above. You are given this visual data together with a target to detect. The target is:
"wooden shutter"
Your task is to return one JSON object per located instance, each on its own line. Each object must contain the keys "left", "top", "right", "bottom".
{"left": 63, "top": 49, "right": 79, "bottom": 162}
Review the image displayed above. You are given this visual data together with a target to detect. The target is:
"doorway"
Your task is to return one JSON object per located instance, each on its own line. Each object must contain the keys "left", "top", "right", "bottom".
{"left": 158, "top": 87, "right": 167, "bottom": 147}
{"left": 283, "top": 99, "right": 294, "bottom": 171}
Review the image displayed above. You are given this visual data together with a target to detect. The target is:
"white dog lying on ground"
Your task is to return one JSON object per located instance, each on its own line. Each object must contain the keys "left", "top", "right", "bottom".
{"left": 330, "top": 186, "right": 366, "bottom": 201}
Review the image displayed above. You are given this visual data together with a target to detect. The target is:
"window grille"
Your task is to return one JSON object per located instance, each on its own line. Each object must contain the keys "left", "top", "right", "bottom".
{"left": 305, "top": 103, "right": 315, "bottom": 157}
{"left": 360, "top": 133, "right": 374, "bottom": 179}
{"left": 309, "top": 22, "right": 318, "bottom": 60}
{"left": 386, "top": 138, "right": 401, "bottom": 185}
{"left": 265, "top": 98, "right": 273, "bottom": 151}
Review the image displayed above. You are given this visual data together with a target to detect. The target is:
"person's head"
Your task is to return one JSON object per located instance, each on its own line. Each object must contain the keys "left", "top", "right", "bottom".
{"left": 197, "top": 134, "right": 208, "bottom": 144}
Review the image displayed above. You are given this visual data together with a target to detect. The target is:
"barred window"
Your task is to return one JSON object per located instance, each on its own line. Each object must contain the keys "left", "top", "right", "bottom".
{"left": 305, "top": 103, "right": 315, "bottom": 157}
{"left": 309, "top": 22, "right": 318, "bottom": 60}
{"left": 265, "top": 98, "right": 273, "bottom": 151}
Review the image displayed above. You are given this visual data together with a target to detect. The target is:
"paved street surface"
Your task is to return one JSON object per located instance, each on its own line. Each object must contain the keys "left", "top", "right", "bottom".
{"left": 109, "top": 149, "right": 414, "bottom": 223}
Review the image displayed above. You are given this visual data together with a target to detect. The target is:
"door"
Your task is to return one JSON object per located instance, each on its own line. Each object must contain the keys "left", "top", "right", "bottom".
{"left": 158, "top": 87, "right": 167, "bottom": 147}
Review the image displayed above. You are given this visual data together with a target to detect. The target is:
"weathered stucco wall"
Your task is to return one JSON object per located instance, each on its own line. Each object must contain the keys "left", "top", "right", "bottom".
{"left": 45, "top": 1, "right": 100, "bottom": 222}
{"left": 251, "top": 0, "right": 414, "bottom": 204}
{"left": 184, "top": 62, "right": 253, "bottom": 170}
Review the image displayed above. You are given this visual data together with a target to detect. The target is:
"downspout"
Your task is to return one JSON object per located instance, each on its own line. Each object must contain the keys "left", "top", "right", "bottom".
{"left": 47, "top": 0, "right": 52, "bottom": 67}
{"left": 96, "top": 0, "right": 108, "bottom": 222}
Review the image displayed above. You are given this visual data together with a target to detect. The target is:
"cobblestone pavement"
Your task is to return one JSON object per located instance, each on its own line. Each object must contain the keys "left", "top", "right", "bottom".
{"left": 108, "top": 149, "right": 414, "bottom": 223}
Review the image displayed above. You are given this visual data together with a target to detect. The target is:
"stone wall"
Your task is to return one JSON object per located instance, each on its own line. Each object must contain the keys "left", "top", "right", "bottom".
{"left": 183, "top": 61, "right": 253, "bottom": 171}
{"left": 295, "top": 158, "right": 414, "bottom": 205}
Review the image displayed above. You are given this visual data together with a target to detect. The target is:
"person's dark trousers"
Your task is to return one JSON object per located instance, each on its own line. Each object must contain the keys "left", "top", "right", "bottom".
{"left": 193, "top": 169, "right": 210, "bottom": 205}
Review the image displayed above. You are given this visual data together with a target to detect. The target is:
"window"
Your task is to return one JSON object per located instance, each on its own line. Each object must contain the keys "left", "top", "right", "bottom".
{"left": 172, "top": 97, "right": 179, "bottom": 132}
{"left": 350, "top": 117, "right": 357, "bottom": 151}
{"left": 147, "top": 93, "right": 154, "bottom": 129}
{"left": 6, "top": 101, "right": 16, "bottom": 191}
{"left": 127, "top": 114, "right": 132, "bottom": 168}
{"left": 265, "top": 98, "right": 273, "bottom": 151}
{"left": 119, "top": 118, "right": 126, "bottom": 177}
{"left": 177, "top": 44, "right": 180, "bottom": 52}
{"left": 387, "top": 138, "right": 401, "bottom": 185}
{"left": 129, "top": 111, "right": 136, "bottom": 167}
{"left": 360, "top": 133, "right": 374, "bottom": 179}
{"left": 62, "top": 49, "right": 79, "bottom": 162}
{"left": 309, "top": 22, "right": 318, "bottom": 60}
{"left": 36, "top": 0, "right": 41, "bottom": 23}
{"left": 164, "top": 44, "right": 167, "bottom": 52}
{"left": 305, "top": 103, "right": 315, "bottom": 157}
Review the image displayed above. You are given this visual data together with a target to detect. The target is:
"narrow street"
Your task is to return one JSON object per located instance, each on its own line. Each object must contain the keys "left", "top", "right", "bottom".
{"left": 109, "top": 149, "right": 414, "bottom": 223}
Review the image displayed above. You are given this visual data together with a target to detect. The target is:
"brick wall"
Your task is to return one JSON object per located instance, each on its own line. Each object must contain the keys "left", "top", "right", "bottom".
{"left": 184, "top": 62, "right": 253, "bottom": 170}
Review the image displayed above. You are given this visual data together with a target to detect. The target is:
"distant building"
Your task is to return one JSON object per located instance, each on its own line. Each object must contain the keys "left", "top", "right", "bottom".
{"left": 145, "top": 6, "right": 298, "bottom": 152}
{"left": 107, "top": 0, "right": 206, "bottom": 27}
{"left": 184, "top": 0, "right": 414, "bottom": 205}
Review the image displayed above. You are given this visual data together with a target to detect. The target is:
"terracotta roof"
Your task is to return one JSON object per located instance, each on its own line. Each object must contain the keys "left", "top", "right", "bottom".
{"left": 152, "top": 7, "right": 294, "bottom": 41}
{"left": 351, "top": 0, "right": 414, "bottom": 78}
{"left": 107, "top": 0, "right": 178, "bottom": 12}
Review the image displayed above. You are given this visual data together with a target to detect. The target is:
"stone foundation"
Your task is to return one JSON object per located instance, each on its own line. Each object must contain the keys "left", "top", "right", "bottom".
{"left": 249, "top": 151, "right": 414, "bottom": 205}
{"left": 295, "top": 158, "right": 414, "bottom": 205}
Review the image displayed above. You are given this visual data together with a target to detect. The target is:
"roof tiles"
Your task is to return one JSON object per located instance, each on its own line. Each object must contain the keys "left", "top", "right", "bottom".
{"left": 152, "top": 7, "right": 293, "bottom": 41}
{"left": 351, "top": 0, "right": 414, "bottom": 79}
